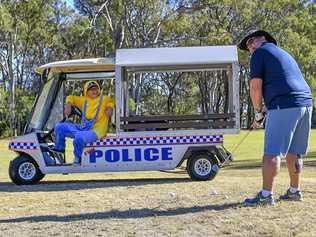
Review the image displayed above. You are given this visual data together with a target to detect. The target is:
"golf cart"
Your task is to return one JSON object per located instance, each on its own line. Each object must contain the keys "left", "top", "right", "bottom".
{"left": 8, "top": 46, "right": 240, "bottom": 185}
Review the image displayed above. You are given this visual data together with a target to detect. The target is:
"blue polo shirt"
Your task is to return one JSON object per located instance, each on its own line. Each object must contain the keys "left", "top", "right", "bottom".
{"left": 250, "top": 42, "right": 312, "bottom": 110}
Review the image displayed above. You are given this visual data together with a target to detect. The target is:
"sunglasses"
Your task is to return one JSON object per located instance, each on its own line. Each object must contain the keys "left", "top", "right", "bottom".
{"left": 88, "top": 85, "right": 99, "bottom": 91}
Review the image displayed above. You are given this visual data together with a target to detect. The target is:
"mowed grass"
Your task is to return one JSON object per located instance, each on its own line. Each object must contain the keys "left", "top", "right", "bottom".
{"left": 0, "top": 130, "right": 315, "bottom": 237}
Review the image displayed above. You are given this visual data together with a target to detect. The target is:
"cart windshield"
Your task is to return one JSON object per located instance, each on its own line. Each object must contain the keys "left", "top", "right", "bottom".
{"left": 28, "top": 72, "right": 59, "bottom": 131}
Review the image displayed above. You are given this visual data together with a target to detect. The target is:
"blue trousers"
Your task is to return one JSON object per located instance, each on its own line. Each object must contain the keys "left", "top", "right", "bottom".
{"left": 54, "top": 122, "right": 98, "bottom": 162}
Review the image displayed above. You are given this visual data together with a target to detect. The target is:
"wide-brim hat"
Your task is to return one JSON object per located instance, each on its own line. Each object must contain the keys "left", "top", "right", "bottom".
{"left": 238, "top": 30, "right": 277, "bottom": 51}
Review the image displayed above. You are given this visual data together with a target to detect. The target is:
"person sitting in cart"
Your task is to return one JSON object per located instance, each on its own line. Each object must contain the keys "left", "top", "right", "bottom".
{"left": 52, "top": 80, "right": 114, "bottom": 165}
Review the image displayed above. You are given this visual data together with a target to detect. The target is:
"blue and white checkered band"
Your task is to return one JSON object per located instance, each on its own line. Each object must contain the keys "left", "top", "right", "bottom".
{"left": 87, "top": 134, "right": 223, "bottom": 147}
{"left": 9, "top": 142, "right": 37, "bottom": 150}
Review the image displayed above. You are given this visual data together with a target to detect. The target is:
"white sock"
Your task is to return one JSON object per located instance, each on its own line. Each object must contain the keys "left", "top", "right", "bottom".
{"left": 261, "top": 189, "right": 272, "bottom": 197}
{"left": 289, "top": 187, "right": 299, "bottom": 193}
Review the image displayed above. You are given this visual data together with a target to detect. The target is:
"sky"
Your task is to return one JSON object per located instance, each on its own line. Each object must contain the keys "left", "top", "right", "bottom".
{"left": 64, "top": 0, "right": 74, "bottom": 8}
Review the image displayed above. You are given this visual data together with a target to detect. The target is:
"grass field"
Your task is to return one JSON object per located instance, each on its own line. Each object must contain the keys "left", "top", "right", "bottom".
{"left": 0, "top": 130, "right": 316, "bottom": 237}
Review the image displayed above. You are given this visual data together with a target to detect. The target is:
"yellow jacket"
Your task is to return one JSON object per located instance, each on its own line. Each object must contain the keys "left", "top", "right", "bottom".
{"left": 66, "top": 81, "right": 114, "bottom": 139}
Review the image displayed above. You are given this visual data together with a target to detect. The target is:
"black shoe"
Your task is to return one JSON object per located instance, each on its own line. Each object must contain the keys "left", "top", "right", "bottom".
{"left": 49, "top": 147, "right": 65, "bottom": 164}
{"left": 243, "top": 191, "right": 275, "bottom": 206}
{"left": 279, "top": 189, "right": 303, "bottom": 201}
{"left": 50, "top": 147, "right": 65, "bottom": 154}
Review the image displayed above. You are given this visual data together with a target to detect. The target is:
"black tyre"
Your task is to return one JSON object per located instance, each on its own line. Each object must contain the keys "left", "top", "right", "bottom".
{"left": 9, "top": 154, "right": 45, "bottom": 185}
{"left": 187, "top": 152, "right": 219, "bottom": 181}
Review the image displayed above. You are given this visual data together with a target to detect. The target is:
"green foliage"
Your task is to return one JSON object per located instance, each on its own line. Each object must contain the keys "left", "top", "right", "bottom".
{"left": 0, "top": 89, "right": 10, "bottom": 137}
{"left": 0, "top": 88, "right": 35, "bottom": 137}
{"left": 14, "top": 88, "right": 35, "bottom": 134}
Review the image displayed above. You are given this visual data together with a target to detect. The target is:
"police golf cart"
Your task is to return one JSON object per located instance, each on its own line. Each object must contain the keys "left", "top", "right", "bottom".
{"left": 8, "top": 46, "right": 240, "bottom": 185}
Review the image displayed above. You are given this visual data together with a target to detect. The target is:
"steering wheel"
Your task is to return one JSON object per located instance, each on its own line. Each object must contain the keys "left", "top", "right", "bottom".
{"left": 43, "top": 105, "right": 82, "bottom": 142}
{"left": 70, "top": 105, "right": 82, "bottom": 118}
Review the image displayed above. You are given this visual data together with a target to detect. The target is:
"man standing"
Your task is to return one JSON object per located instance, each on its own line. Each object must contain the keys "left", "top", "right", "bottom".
{"left": 238, "top": 30, "right": 313, "bottom": 206}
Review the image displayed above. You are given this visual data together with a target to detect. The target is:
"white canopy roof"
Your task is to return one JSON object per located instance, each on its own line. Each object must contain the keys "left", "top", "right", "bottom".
{"left": 116, "top": 45, "right": 238, "bottom": 66}
{"left": 36, "top": 58, "right": 114, "bottom": 74}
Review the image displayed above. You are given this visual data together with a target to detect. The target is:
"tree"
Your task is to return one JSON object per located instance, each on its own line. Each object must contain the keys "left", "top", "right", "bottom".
{"left": 185, "top": 0, "right": 316, "bottom": 127}
{"left": 0, "top": 0, "right": 92, "bottom": 136}
{"left": 0, "top": 0, "right": 315, "bottom": 137}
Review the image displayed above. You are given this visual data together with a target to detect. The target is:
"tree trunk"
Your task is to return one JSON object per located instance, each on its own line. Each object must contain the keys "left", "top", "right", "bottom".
{"left": 8, "top": 32, "right": 16, "bottom": 136}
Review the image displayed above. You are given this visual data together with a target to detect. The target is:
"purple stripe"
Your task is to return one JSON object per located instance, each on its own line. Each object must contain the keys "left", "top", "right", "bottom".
{"left": 86, "top": 140, "right": 223, "bottom": 148}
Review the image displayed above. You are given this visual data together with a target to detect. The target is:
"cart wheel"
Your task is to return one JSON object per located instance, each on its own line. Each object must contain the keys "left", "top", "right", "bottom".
{"left": 187, "top": 152, "right": 219, "bottom": 181}
{"left": 9, "top": 154, "right": 45, "bottom": 185}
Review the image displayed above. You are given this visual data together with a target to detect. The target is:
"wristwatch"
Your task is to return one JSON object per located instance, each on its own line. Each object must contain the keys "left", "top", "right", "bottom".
{"left": 254, "top": 110, "right": 264, "bottom": 122}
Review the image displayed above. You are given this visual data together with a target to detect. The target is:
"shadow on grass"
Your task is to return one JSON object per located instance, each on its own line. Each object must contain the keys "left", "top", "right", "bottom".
{"left": 305, "top": 151, "right": 316, "bottom": 167}
{"left": 226, "top": 151, "right": 316, "bottom": 170}
{"left": 0, "top": 177, "right": 193, "bottom": 193}
{"left": 306, "top": 151, "right": 316, "bottom": 159}
{"left": 0, "top": 202, "right": 241, "bottom": 223}
{"left": 225, "top": 161, "right": 262, "bottom": 170}
{"left": 303, "top": 159, "right": 316, "bottom": 167}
